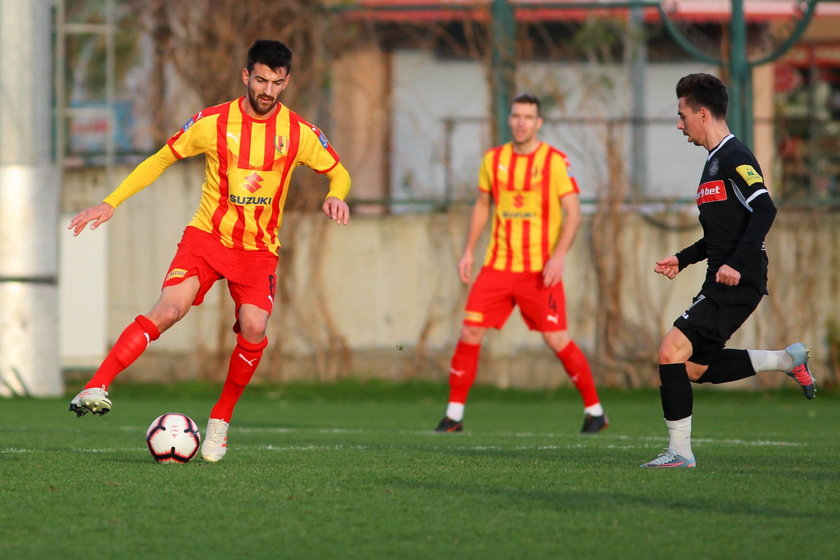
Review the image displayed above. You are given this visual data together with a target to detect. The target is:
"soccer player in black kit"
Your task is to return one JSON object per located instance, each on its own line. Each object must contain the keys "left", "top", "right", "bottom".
{"left": 641, "top": 73, "right": 816, "bottom": 468}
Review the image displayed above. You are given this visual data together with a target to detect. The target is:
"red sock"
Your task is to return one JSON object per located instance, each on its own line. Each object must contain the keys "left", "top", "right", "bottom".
{"left": 210, "top": 334, "right": 268, "bottom": 422}
{"left": 556, "top": 341, "right": 600, "bottom": 408}
{"left": 85, "top": 315, "right": 160, "bottom": 390}
{"left": 447, "top": 341, "right": 481, "bottom": 404}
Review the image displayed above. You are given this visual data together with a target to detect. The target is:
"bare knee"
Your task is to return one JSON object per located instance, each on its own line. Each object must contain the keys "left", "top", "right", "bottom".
{"left": 238, "top": 309, "right": 269, "bottom": 342}
{"left": 658, "top": 339, "right": 685, "bottom": 365}
{"left": 238, "top": 319, "right": 267, "bottom": 342}
{"left": 459, "top": 324, "right": 486, "bottom": 345}
{"left": 542, "top": 330, "right": 571, "bottom": 353}
{"left": 148, "top": 302, "right": 189, "bottom": 332}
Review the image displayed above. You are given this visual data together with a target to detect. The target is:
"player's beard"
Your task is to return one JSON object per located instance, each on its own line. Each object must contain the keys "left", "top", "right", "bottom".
{"left": 247, "top": 89, "right": 279, "bottom": 116}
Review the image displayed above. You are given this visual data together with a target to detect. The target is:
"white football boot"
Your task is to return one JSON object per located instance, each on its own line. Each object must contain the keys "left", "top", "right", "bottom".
{"left": 201, "top": 418, "right": 229, "bottom": 462}
{"left": 68, "top": 387, "right": 112, "bottom": 417}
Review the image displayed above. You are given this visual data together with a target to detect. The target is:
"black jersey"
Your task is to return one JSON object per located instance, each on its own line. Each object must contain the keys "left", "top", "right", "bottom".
{"left": 676, "top": 135, "right": 777, "bottom": 295}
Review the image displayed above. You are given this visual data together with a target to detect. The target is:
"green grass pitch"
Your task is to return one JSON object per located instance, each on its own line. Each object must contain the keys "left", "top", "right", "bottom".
{"left": 2, "top": 381, "right": 838, "bottom": 559}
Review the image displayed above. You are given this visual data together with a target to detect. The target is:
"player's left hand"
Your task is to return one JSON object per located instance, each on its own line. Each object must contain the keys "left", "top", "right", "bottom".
{"left": 542, "top": 256, "right": 564, "bottom": 287}
{"left": 322, "top": 196, "right": 350, "bottom": 225}
{"left": 715, "top": 264, "right": 741, "bottom": 286}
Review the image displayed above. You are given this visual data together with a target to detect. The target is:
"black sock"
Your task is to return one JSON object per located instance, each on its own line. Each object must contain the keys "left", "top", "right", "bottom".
{"left": 696, "top": 349, "right": 756, "bottom": 384}
{"left": 659, "top": 363, "right": 693, "bottom": 421}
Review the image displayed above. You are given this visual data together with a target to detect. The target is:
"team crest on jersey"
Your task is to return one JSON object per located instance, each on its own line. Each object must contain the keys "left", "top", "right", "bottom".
{"left": 708, "top": 158, "right": 719, "bottom": 176}
{"left": 274, "top": 135, "right": 288, "bottom": 155}
{"left": 696, "top": 180, "right": 727, "bottom": 205}
{"left": 311, "top": 126, "right": 330, "bottom": 149}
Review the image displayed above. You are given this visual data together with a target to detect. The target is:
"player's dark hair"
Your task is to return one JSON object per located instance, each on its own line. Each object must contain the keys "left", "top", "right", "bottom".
{"left": 676, "top": 73, "right": 728, "bottom": 119}
{"left": 247, "top": 39, "right": 293, "bottom": 74}
{"left": 512, "top": 92, "right": 541, "bottom": 116}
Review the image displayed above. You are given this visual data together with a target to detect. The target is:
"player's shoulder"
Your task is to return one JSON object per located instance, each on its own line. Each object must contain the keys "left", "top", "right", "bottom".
{"left": 285, "top": 107, "right": 319, "bottom": 137}
{"left": 177, "top": 100, "right": 232, "bottom": 133}
{"left": 285, "top": 107, "right": 335, "bottom": 152}
{"left": 543, "top": 143, "right": 574, "bottom": 166}
{"left": 480, "top": 144, "right": 507, "bottom": 163}
{"left": 718, "top": 136, "right": 757, "bottom": 165}
{"left": 716, "top": 136, "right": 766, "bottom": 187}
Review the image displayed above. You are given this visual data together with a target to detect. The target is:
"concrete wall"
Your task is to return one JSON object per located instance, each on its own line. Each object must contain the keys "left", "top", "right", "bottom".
{"left": 60, "top": 162, "right": 840, "bottom": 390}
{"left": 389, "top": 52, "right": 719, "bottom": 203}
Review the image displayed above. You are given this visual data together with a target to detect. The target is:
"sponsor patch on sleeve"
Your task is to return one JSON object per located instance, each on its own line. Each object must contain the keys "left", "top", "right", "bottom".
{"left": 736, "top": 164, "right": 763, "bottom": 186}
{"left": 311, "top": 126, "right": 330, "bottom": 149}
{"left": 166, "top": 268, "right": 188, "bottom": 281}
{"left": 181, "top": 111, "right": 203, "bottom": 132}
{"left": 464, "top": 310, "right": 484, "bottom": 323}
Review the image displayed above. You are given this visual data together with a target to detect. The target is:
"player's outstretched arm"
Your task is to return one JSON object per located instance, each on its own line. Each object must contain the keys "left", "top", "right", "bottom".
{"left": 69, "top": 145, "right": 177, "bottom": 236}
{"left": 68, "top": 202, "right": 115, "bottom": 236}
{"left": 654, "top": 255, "right": 680, "bottom": 280}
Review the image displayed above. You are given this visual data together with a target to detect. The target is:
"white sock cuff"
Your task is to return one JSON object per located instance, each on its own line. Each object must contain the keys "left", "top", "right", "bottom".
{"left": 747, "top": 349, "right": 792, "bottom": 373}
{"left": 446, "top": 402, "right": 465, "bottom": 422}
{"left": 584, "top": 403, "right": 604, "bottom": 417}
{"left": 665, "top": 415, "right": 693, "bottom": 458}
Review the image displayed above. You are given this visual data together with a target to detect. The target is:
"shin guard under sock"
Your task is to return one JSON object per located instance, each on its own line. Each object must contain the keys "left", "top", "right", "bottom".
{"left": 447, "top": 341, "right": 481, "bottom": 405}
{"left": 556, "top": 341, "right": 600, "bottom": 408}
{"left": 210, "top": 334, "right": 268, "bottom": 422}
{"left": 85, "top": 315, "right": 160, "bottom": 390}
{"left": 659, "top": 363, "right": 693, "bottom": 421}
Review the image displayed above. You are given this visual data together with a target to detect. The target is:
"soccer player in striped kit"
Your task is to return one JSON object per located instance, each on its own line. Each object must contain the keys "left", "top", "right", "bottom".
{"left": 641, "top": 73, "right": 815, "bottom": 469}
{"left": 434, "top": 93, "right": 608, "bottom": 434}
{"left": 67, "top": 40, "right": 351, "bottom": 462}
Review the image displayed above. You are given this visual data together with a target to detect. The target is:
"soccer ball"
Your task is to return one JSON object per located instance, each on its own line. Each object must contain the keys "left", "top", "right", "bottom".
{"left": 145, "top": 413, "right": 201, "bottom": 464}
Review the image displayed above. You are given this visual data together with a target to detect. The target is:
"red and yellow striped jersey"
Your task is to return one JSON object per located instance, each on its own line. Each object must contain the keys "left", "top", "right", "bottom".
{"left": 165, "top": 97, "right": 341, "bottom": 253}
{"left": 478, "top": 142, "right": 579, "bottom": 273}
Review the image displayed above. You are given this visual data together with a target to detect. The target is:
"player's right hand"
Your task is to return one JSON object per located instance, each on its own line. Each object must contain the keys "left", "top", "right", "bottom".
{"left": 654, "top": 255, "right": 680, "bottom": 279}
{"left": 68, "top": 202, "right": 114, "bottom": 236}
{"left": 458, "top": 252, "right": 474, "bottom": 284}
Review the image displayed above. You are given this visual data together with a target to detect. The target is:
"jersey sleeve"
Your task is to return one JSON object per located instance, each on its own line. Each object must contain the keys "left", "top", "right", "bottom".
{"left": 554, "top": 151, "right": 580, "bottom": 198}
{"left": 477, "top": 150, "right": 494, "bottom": 193}
{"left": 166, "top": 111, "right": 215, "bottom": 159}
{"left": 723, "top": 149, "right": 769, "bottom": 202}
{"left": 103, "top": 145, "right": 178, "bottom": 208}
{"left": 297, "top": 123, "right": 341, "bottom": 174}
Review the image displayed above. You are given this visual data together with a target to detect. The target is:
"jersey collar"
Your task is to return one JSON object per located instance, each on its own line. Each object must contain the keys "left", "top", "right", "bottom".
{"left": 707, "top": 134, "right": 734, "bottom": 161}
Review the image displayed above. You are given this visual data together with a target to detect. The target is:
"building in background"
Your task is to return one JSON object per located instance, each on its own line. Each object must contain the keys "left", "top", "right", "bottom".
{"left": 52, "top": 0, "right": 840, "bottom": 385}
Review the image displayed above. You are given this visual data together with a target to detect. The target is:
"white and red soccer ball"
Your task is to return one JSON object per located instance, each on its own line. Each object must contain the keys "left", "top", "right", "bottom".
{"left": 145, "top": 413, "right": 201, "bottom": 464}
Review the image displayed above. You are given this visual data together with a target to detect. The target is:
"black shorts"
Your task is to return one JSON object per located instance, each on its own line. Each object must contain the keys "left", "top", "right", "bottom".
{"left": 672, "top": 284, "right": 763, "bottom": 365}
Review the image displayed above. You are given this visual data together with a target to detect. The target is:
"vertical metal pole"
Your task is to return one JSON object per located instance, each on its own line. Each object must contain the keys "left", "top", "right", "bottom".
{"left": 491, "top": 0, "right": 515, "bottom": 145}
{"left": 0, "top": 0, "right": 62, "bottom": 397}
{"left": 55, "top": 0, "right": 65, "bottom": 170}
{"left": 105, "top": 0, "right": 116, "bottom": 186}
{"left": 729, "top": 0, "right": 748, "bottom": 144}
{"left": 629, "top": 0, "right": 647, "bottom": 200}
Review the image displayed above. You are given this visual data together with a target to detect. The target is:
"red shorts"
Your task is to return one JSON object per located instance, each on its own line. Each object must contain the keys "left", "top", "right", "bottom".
{"left": 163, "top": 226, "right": 278, "bottom": 315}
{"left": 463, "top": 266, "right": 567, "bottom": 331}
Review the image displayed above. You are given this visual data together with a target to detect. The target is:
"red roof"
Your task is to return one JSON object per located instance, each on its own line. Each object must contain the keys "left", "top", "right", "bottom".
{"left": 339, "top": 0, "right": 840, "bottom": 24}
